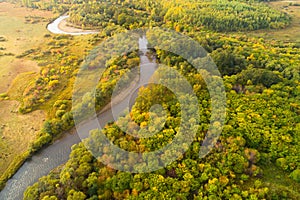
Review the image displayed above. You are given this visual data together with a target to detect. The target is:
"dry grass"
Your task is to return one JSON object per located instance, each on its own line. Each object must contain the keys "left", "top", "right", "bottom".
{"left": 0, "top": 2, "right": 51, "bottom": 177}
{"left": 0, "top": 2, "right": 53, "bottom": 18}
{"left": 0, "top": 2, "right": 54, "bottom": 93}
{"left": 0, "top": 100, "right": 45, "bottom": 174}
{"left": 0, "top": 58, "right": 40, "bottom": 93}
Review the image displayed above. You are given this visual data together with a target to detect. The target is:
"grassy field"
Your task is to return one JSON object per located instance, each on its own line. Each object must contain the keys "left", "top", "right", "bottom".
{"left": 248, "top": 0, "right": 300, "bottom": 43}
{"left": 0, "top": 100, "right": 45, "bottom": 174}
{"left": 0, "top": 2, "right": 53, "bottom": 93}
{"left": 0, "top": 2, "right": 52, "bottom": 178}
{"left": 0, "top": 57, "right": 39, "bottom": 93}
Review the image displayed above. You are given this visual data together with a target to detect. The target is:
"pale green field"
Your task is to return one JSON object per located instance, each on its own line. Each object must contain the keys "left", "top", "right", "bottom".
{"left": 248, "top": 0, "right": 300, "bottom": 43}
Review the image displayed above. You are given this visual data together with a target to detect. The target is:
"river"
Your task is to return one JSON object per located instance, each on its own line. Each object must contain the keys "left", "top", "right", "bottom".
{"left": 0, "top": 17, "right": 156, "bottom": 200}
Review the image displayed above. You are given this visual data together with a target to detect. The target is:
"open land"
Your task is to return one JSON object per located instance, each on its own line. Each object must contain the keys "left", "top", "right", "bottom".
{"left": 0, "top": 2, "right": 51, "bottom": 176}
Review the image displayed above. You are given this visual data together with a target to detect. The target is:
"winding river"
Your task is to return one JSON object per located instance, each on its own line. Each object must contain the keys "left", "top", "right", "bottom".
{"left": 0, "top": 17, "right": 156, "bottom": 200}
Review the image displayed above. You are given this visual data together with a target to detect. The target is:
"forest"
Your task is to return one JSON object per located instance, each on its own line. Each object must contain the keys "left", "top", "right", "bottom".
{"left": 19, "top": 0, "right": 291, "bottom": 32}
{"left": 23, "top": 30, "right": 300, "bottom": 199}
{"left": 0, "top": 0, "right": 299, "bottom": 199}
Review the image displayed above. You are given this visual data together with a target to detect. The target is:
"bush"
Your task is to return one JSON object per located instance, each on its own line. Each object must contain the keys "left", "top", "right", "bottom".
{"left": 276, "top": 158, "right": 288, "bottom": 170}
{"left": 30, "top": 133, "right": 52, "bottom": 153}
{"left": 290, "top": 169, "right": 300, "bottom": 183}
{"left": 237, "top": 68, "right": 281, "bottom": 88}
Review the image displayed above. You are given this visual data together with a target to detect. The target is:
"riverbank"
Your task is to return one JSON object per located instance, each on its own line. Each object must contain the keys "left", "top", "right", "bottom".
{"left": 58, "top": 16, "right": 98, "bottom": 33}
{"left": 47, "top": 15, "right": 99, "bottom": 35}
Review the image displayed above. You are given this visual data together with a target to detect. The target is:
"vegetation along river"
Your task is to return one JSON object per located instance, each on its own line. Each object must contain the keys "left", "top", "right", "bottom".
{"left": 0, "top": 16, "right": 157, "bottom": 200}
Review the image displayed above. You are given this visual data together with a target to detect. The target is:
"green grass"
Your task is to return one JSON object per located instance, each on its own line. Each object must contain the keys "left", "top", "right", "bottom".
{"left": 261, "top": 164, "right": 300, "bottom": 199}
{"left": 241, "top": 163, "right": 300, "bottom": 199}
{"left": 7, "top": 72, "right": 38, "bottom": 101}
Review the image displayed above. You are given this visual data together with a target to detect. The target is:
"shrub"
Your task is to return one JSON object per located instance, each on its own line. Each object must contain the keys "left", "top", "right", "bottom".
{"left": 276, "top": 158, "right": 288, "bottom": 170}
{"left": 290, "top": 169, "right": 300, "bottom": 183}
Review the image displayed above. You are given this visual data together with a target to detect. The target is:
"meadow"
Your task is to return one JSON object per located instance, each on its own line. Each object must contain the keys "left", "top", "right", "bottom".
{"left": 0, "top": 2, "right": 53, "bottom": 92}
{"left": 0, "top": 2, "right": 52, "bottom": 181}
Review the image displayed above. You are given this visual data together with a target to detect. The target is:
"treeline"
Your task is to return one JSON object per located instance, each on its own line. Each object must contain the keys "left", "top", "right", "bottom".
{"left": 67, "top": 0, "right": 155, "bottom": 30}
{"left": 17, "top": 0, "right": 291, "bottom": 32}
{"left": 67, "top": 0, "right": 290, "bottom": 32}
{"left": 162, "top": 0, "right": 291, "bottom": 31}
